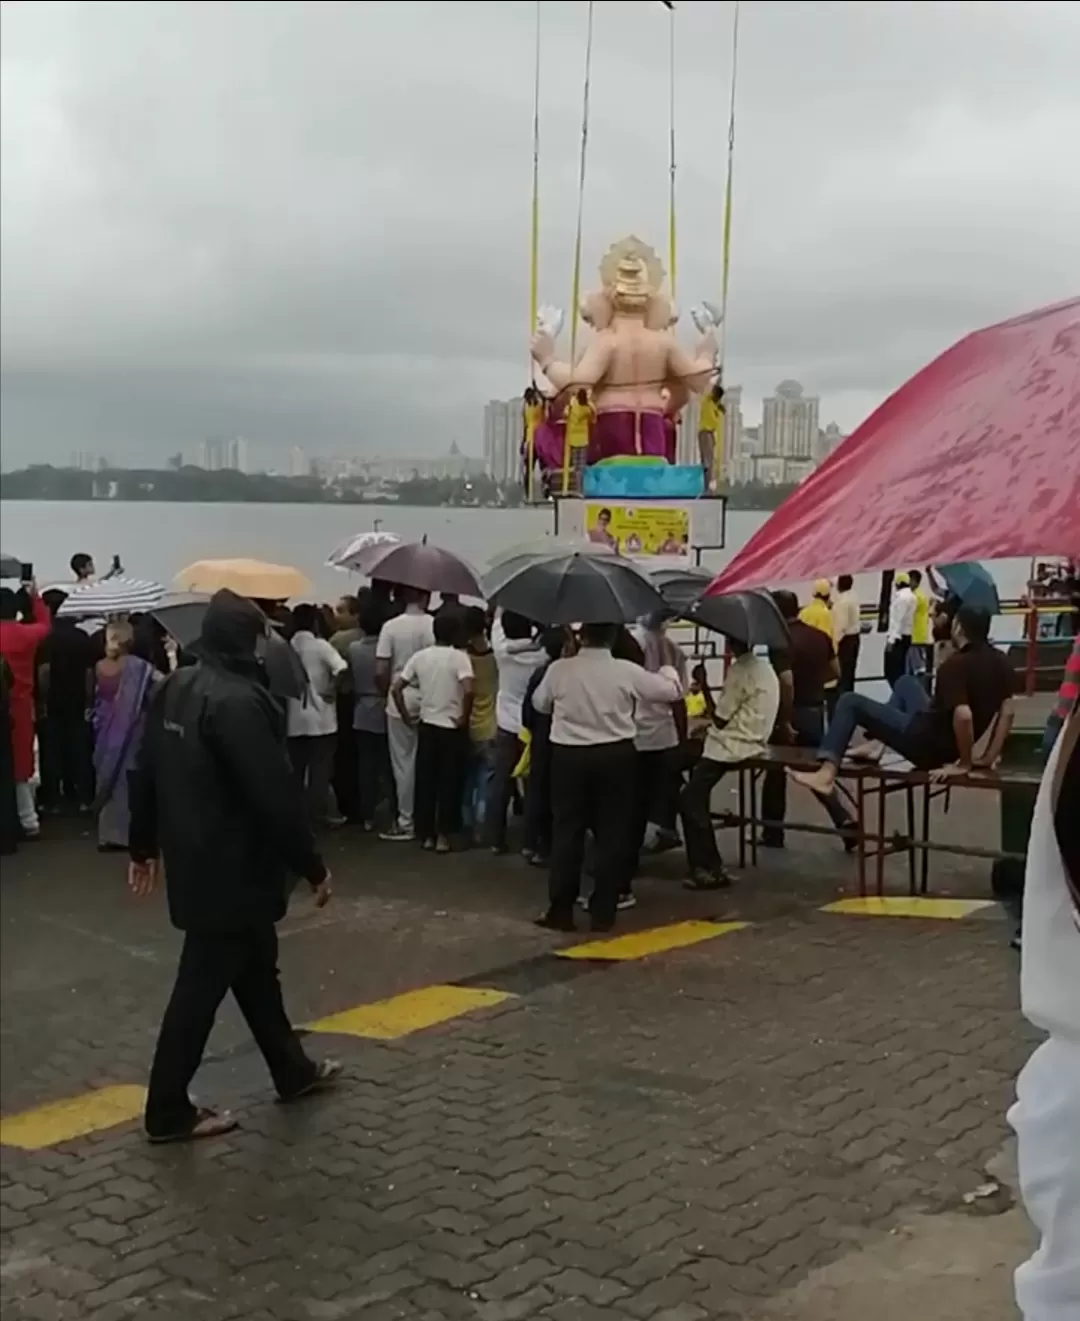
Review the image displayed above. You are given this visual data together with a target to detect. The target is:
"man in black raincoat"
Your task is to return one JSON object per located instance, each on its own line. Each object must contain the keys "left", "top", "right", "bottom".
{"left": 129, "top": 590, "right": 339, "bottom": 1142}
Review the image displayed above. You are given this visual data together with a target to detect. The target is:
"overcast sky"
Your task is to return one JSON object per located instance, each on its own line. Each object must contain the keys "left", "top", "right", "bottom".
{"left": 2, "top": 0, "right": 1078, "bottom": 469}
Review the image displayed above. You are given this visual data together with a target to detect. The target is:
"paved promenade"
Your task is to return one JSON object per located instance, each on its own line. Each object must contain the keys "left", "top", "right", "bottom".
{"left": 1, "top": 790, "right": 1033, "bottom": 1320}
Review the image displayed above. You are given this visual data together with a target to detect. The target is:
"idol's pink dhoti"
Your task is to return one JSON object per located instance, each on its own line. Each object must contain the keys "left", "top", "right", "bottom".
{"left": 589, "top": 411, "right": 669, "bottom": 464}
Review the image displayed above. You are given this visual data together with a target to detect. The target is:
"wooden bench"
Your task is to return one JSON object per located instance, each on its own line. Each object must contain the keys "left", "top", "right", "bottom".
{"left": 717, "top": 747, "right": 1043, "bottom": 897}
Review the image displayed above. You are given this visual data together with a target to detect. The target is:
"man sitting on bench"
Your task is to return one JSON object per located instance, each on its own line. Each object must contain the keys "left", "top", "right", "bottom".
{"left": 791, "top": 606, "right": 1015, "bottom": 793}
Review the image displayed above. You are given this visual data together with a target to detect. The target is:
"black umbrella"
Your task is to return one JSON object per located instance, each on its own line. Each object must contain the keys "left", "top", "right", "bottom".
{"left": 649, "top": 565, "right": 714, "bottom": 615}
{"left": 151, "top": 596, "right": 307, "bottom": 701}
{"left": 485, "top": 551, "right": 665, "bottom": 626}
{"left": 363, "top": 540, "right": 483, "bottom": 597}
{"left": 683, "top": 589, "right": 791, "bottom": 651}
{"left": 0, "top": 552, "right": 25, "bottom": 579}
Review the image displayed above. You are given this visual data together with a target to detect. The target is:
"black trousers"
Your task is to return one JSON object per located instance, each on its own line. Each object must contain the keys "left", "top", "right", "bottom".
{"left": 287, "top": 734, "right": 336, "bottom": 825}
{"left": 884, "top": 636, "right": 911, "bottom": 689}
{"left": 355, "top": 729, "right": 394, "bottom": 826}
{"left": 630, "top": 746, "right": 681, "bottom": 871}
{"left": 761, "top": 706, "right": 853, "bottom": 844}
{"left": 680, "top": 756, "right": 732, "bottom": 878}
{"left": 333, "top": 698, "right": 358, "bottom": 820}
{"left": 38, "top": 709, "right": 93, "bottom": 809}
{"left": 414, "top": 723, "right": 467, "bottom": 841}
{"left": 837, "top": 634, "right": 861, "bottom": 694}
{"left": 145, "top": 924, "right": 314, "bottom": 1137}
{"left": 549, "top": 741, "right": 636, "bottom": 925}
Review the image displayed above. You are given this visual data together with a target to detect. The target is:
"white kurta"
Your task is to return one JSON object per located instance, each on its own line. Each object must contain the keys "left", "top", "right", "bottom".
{"left": 1009, "top": 724, "right": 1080, "bottom": 1320}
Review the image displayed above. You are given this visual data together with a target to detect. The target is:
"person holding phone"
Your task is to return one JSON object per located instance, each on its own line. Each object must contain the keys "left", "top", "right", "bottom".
{"left": 0, "top": 568, "right": 51, "bottom": 838}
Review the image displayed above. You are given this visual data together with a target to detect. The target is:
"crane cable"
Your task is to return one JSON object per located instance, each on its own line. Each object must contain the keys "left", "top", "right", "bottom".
{"left": 667, "top": 1, "right": 677, "bottom": 304}
{"left": 718, "top": 0, "right": 740, "bottom": 377}
{"left": 526, "top": 0, "right": 542, "bottom": 502}
{"left": 567, "top": 0, "right": 595, "bottom": 366}
{"left": 561, "top": 0, "right": 595, "bottom": 496}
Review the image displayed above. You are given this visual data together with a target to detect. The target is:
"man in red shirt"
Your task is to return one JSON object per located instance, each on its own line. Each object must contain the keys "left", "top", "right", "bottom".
{"left": 0, "top": 580, "right": 52, "bottom": 837}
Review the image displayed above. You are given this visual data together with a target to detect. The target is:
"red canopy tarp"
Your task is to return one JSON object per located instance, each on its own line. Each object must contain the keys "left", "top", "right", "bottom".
{"left": 710, "top": 296, "right": 1080, "bottom": 594}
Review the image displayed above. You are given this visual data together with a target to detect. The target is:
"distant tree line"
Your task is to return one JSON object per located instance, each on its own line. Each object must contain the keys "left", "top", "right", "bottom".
{"left": 0, "top": 464, "right": 795, "bottom": 511}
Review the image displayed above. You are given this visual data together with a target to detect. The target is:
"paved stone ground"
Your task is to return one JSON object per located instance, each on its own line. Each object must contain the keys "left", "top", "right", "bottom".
{"left": 1, "top": 791, "right": 1035, "bottom": 1320}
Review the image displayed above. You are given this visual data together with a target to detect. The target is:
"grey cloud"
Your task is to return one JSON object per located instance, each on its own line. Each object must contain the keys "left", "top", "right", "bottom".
{"left": 1, "top": 0, "right": 1078, "bottom": 466}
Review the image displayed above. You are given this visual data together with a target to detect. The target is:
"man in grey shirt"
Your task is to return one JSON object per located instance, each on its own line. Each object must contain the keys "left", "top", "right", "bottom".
{"left": 348, "top": 601, "right": 392, "bottom": 831}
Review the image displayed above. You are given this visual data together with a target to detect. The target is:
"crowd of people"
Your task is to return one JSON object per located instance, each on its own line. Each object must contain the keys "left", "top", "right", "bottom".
{"left": 1, "top": 550, "right": 1028, "bottom": 917}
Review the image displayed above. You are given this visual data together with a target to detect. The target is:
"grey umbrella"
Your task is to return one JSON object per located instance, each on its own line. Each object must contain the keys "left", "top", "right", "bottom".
{"left": 363, "top": 539, "right": 483, "bottom": 598}
{"left": 484, "top": 551, "right": 665, "bottom": 626}
{"left": 649, "top": 565, "right": 714, "bottom": 615}
{"left": 683, "top": 589, "right": 791, "bottom": 651}
{"left": 0, "top": 552, "right": 24, "bottom": 579}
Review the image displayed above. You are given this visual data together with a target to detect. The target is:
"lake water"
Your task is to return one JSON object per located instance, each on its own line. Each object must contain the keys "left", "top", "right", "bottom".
{"left": 0, "top": 501, "right": 772, "bottom": 599}
{"left": 0, "top": 499, "right": 1032, "bottom": 650}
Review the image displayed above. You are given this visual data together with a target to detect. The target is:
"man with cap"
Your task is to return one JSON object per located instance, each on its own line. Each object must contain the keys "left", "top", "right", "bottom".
{"left": 884, "top": 571, "right": 917, "bottom": 689}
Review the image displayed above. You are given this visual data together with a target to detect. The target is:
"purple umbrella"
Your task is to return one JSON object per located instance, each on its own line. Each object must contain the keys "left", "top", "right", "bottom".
{"left": 363, "top": 539, "right": 483, "bottom": 598}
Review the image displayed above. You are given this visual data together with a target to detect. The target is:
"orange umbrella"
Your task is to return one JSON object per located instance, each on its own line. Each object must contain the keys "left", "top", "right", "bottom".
{"left": 174, "top": 558, "right": 311, "bottom": 600}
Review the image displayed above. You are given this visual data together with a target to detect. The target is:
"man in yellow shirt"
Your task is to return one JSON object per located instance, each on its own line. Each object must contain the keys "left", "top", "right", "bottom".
{"left": 909, "top": 569, "right": 932, "bottom": 680}
{"left": 563, "top": 389, "right": 594, "bottom": 493}
{"left": 697, "top": 384, "right": 725, "bottom": 491}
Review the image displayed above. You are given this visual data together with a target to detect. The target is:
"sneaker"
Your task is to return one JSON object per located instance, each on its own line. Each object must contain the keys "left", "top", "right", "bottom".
{"left": 683, "top": 867, "right": 733, "bottom": 892}
{"left": 277, "top": 1058, "right": 343, "bottom": 1103}
{"left": 576, "top": 894, "right": 593, "bottom": 910}
{"left": 616, "top": 893, "right": 637, "bottom": 911}
{"left": 379, "top": 824, "right": 416, "bottom": 842}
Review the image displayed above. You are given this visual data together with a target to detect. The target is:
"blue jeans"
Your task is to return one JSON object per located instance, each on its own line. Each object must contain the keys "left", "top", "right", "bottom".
{"left": 462, "top": 739, "right": 496, "bottom": 833}
{"left": 820, "top": 675, "right": 930, "bottom": 767}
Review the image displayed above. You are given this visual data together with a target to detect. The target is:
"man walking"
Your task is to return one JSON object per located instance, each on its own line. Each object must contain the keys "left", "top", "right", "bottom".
{"left": 129, "top": 590, "right": 340, "bottom": 1142}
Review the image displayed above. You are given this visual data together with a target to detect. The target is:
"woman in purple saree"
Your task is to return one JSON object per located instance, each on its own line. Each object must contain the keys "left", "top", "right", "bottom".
{"left": 92, "top": 623, "right": 156, "bottom": 851}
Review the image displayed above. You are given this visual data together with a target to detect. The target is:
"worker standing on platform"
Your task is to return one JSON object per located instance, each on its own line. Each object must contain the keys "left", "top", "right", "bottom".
{"left": 697, "top": 384, "right": 725, "bottom": 491}
{"left": 564, "top": 389, "right": 594, "bottom": 493}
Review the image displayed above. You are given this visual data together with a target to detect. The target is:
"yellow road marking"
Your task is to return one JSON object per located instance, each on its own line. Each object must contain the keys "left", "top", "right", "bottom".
{"left": 557, "top": 919, "right": 749, "bottom": 962}
{"left": 822, "top": 897, "right": 995, "bottom": 920}
{"left": 306, "top": 984, "right": 514, "bottom": 1040}
{"left": 1, "top": 1084, "right": 146, "bottom": 1151}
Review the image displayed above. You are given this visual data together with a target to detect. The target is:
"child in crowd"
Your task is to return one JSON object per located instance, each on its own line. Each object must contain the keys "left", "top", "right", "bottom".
{"left": 347, "top": 598, "right": 394, "bottom": 832}
{"left": 392, "top": 614, "right": 474, "bottom": 853}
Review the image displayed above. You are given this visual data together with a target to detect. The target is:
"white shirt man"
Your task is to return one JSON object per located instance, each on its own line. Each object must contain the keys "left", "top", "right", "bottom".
{"left": 287, "top": 631, "right": 348, "bottom": 739}
{"left": 396, "top": 644, "right": 475, "bottom": 730}
{"left": 887, "top": 576, "right": 917, "bottom": 644}
{"left": 530, "top": 631, "right": 681, "bottom": 933}
{"left": 832, "top": 586, "right": 861, "bottom": 643}
{"left": 375, "top": 594, "right": 435, "bottom": 840}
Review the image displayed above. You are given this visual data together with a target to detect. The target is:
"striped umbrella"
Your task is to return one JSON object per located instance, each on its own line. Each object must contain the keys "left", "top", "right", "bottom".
{"left": 56, "top": 577, "right": 165, "bottom": 619}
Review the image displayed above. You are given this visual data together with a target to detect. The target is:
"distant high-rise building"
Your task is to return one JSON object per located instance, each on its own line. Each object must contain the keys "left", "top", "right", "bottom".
{"left": 761, "top": 381, "right": 819, "bottom": 460}
{"left": 814, "top": 421, "right": 845, "bottom": 464}
{"left": 227, "top": 436, "right": 250, "bottom": 473}
{"left": 290, "top": 445, "right": 309, "bottom": 478}
{"left": 483, "top": 398, "right": 523, "bottom": 485}
{"left": 199, "top": 437, "right": 226, "bottom": 471}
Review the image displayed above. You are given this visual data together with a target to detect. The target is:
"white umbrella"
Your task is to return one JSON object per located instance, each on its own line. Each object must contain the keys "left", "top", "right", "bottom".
{"left": 56, "top": 577, "right": 165, "bottom": 619}
{"left": 327, "top": 530, "right": 401, "bottom": 572}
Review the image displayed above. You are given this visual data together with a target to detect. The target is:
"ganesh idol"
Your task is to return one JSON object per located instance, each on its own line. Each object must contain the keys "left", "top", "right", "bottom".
{"left": 530, "top": 235, "right": 719, "bottom": 465}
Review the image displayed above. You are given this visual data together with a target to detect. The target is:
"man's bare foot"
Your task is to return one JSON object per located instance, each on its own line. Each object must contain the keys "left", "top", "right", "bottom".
{"left": 789, "top": 765, "right": 838, "bottom": 794}
{"left": 849, "top": 740, "right": 884, "bottom": 762}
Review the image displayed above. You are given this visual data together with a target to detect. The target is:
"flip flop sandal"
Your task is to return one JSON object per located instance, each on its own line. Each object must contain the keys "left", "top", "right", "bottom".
{"left": 147, "top": 1107, "right": 237, "bottom": 1145}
